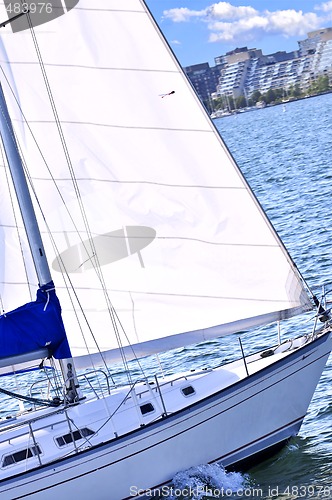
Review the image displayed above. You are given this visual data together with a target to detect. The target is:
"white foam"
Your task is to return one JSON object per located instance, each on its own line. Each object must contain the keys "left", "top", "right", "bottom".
{"left": 165, "top": 463, "right": 248, "bottom": 499}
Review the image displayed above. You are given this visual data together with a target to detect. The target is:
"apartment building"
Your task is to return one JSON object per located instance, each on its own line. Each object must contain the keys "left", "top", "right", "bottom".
{"left": 184, "top": 62, "right": 222, "bottom": 109}
{"left": 184, "top": 27, "right": 332, "bottom": 103}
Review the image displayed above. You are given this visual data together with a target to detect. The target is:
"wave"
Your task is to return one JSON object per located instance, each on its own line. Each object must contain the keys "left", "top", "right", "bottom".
{"left": 152, "top": 463, "right": 249, "bottom": 500}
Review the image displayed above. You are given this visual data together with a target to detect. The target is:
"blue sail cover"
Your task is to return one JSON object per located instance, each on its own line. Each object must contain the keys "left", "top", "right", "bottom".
{"left": 0, "top": 282, "right": 71, "bottom": 360}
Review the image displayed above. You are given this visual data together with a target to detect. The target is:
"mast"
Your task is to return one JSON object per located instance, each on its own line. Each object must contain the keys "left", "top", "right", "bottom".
{"left": 0, "top": 84, "right": 51, "bottom": 286}
{"left": 0, "top": 84, "right": 81, "bottom": 402}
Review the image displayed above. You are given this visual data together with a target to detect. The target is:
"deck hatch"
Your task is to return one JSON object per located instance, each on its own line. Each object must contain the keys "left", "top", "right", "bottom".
{"left": 140, "top": 402, "right": 154, "bottom": 415}
{"left": 181, "top": 385, "right": 195, "bottom": 396}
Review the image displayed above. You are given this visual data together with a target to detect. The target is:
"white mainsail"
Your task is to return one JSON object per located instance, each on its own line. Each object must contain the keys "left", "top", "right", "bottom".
{"left": 0, "top": 0, "right": 312, "bottom": 366}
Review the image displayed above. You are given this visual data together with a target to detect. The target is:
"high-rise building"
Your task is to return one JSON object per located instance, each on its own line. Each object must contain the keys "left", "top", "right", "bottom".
{"left": 184, "top": 63, "right": 222, "bottom": 110}
{"left": 184, "top": 27, "right": 332, "bottom": 105}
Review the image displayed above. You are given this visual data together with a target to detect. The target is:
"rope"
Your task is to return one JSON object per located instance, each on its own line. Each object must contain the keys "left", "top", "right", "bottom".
{"left": 0, "top": 386, "right": 61, "bottom": 408}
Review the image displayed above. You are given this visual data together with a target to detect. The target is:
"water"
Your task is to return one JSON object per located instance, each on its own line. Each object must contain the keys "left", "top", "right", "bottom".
{"left": 1, "top": 95, "right": 331, "bottom": 498}
{"left": 150, "top": 94, "right": 332, "bottom": 499}
{"left": 215, "top": 96, "right": 332, "bottom": 290}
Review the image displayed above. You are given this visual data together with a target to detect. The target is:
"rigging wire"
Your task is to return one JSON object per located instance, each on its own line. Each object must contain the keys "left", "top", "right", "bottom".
{"left": 24, "top": 10, "right": 150, "bottom": 384}
{"left": 0, "top": 7, "right": 150, "bottom": 384}
{"left": 0, "top": 68, "right": 114, "bottom": 380}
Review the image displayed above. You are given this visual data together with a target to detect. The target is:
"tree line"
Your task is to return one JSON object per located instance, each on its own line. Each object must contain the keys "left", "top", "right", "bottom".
{"left": 210, "top": 75, "right": 331, "bottom": 112}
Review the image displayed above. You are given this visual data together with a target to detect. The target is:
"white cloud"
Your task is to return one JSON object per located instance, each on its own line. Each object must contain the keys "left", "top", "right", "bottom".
{"left": 163, "top": 7, "right": 206, "bottom": 22}
{"left": 163, "top": 2, "right": 258, "bottom": 22}
{"left": 206, "top": 2, "right": 258, "bottom": 20}
{"left": 209, "top": 17, "right": 268, "bottom": 43}
{"left": 265, "top": 10, "right": 322, "bottom": 36}
{"left": 163, "top": 2, "right": 329, "bottom": 46}
{"left": 314, "top": 1, "right": 332, "bottom": 12}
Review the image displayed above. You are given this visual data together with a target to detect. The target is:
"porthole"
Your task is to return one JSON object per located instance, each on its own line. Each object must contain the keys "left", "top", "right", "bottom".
{"left": 55, "top": 427, "right": 94, "bottom": 447}
{"left": 2, "top": 445, "right": 41, "bottom": 468}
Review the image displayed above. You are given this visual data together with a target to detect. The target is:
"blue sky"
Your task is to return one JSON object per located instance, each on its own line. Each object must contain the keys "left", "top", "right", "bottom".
{"left": 145, "top": 0, "right": 332, "bottom": 67}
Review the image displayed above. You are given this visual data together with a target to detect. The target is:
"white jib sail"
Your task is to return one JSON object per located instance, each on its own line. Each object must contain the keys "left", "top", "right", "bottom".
{"left": 0, "top": 0, "right": 312, "bottom": 366}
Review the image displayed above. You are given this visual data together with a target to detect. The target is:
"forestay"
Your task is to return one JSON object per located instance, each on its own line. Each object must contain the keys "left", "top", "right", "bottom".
{"left": 0, "top": 0, "right": 312, "bottom": 366}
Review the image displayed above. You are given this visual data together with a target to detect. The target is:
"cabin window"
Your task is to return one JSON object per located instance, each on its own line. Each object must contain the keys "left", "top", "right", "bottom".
{"left": 181, "top": 385, "right": 195, "bottom": 397}
{"left": 2, "top": 445, "right": 41, "bottom": 467}
{"left": 55, "top": 427, "right": 94, "bottom": 447}
{"left": 140, "top": 402, "right": 154, "bottom": 415}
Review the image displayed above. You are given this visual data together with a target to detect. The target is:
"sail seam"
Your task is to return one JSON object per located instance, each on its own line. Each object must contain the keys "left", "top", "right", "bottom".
{"left": 0, "top": 61, "right": 179, "bottom": 74}
{"left": 53, "top": 286, "right": 300, "bottom": 304}
{"left": 22, "top": 178, "right": 246, "bottom": 190}
{"left": 8, "top": 119, "right": 214, "bottom": 133}
{"left": 67, "top": 8, "right": 146, "bottom": 14}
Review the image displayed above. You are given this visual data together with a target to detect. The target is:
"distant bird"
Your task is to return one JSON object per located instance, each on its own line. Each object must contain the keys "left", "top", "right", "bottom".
{"left": 160, "top": 91, "right": 175, "bottom": 98}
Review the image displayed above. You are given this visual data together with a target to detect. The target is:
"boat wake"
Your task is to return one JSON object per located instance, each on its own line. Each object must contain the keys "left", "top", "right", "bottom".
{"left": 153, "top": 463, "right": 248, "bottom": 499}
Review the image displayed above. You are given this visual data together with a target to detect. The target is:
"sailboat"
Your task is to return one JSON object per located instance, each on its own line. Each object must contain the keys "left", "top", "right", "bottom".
{"left": 0, "top": 2, "right": 331, "bottom": 499}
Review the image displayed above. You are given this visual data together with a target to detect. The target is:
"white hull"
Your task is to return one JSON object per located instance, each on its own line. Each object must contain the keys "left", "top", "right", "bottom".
{"left": 0, "top": 329, "right": 331, "bottom": 500}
